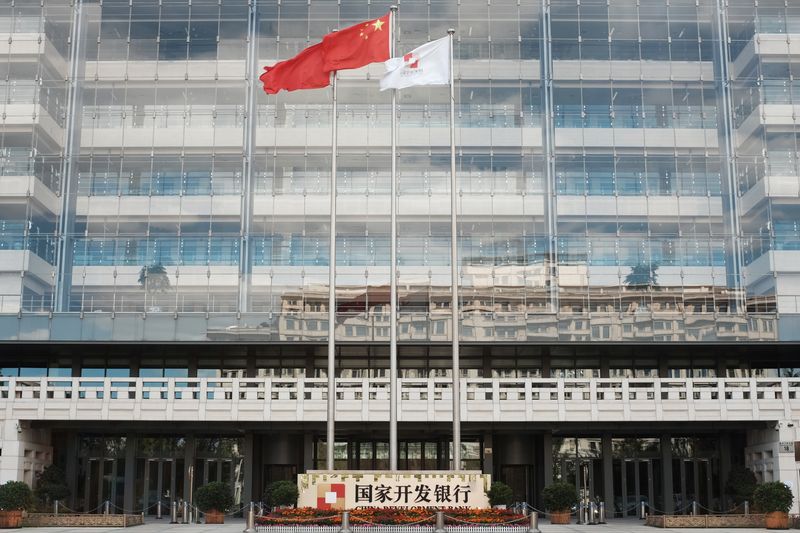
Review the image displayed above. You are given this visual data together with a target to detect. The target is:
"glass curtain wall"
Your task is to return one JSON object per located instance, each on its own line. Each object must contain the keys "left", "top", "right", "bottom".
{"left": 0, "top": 1, "right": 70, "bottom": 313}
{"left": 728, "top": 0, "right": 800, "bottom": 315}
{"left": 0, "top": 0, "right": 783, "bottom": 342}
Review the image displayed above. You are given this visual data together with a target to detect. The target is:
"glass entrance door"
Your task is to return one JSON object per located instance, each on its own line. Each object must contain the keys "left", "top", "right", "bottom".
{"left": 80, "top": 458, "right": 125, "bottom": 513}
{"left": 142, "top": 459, "right": 183, "bottom": 516}
{"left": 675, "top": 458, "right": 713, "bottom": 513}
{"left": 618, "top": 459, "right": 654, "bottom": 517}
{"left": 559, "top": 458, "right": 597, "bottom": 503}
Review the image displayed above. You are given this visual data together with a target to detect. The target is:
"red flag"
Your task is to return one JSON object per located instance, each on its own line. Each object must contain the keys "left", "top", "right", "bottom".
{"left": 322, "top": 13, "right": 390, "bottom": 72}
{"left": 259, "top": 43, "right": 330, "bottom": 95}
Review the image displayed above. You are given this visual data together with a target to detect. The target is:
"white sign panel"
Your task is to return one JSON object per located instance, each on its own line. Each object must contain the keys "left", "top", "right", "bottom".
{"left": 298, "top": 471, "right": 491, "bottom": 510}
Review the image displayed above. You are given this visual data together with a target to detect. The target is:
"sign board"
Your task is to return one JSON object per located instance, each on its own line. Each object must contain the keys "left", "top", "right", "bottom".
{"left": 779, "top": 441, "right": 794, "bottom": 454}
{"left": 298, "top": 471, "right": 491, "bottom": 510}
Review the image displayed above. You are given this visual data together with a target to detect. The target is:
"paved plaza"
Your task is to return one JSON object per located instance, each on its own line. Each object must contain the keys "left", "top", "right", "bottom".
{"left": 10, "top": 517, "right": 776, "bottom": 533}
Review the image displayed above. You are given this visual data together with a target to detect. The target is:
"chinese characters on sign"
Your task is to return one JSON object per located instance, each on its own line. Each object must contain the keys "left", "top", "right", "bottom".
{"left": 298, "top": 471, "right": 491, "bottom": 509}
{"left": 354, "top": 483, "right": 472, "bottom": 505}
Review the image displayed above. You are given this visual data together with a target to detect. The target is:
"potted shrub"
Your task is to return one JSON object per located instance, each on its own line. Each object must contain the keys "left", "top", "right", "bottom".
{"left": 194, "top": 482, "right": 234, "bottom": 525}
{"left": 542, "top": 482, "right": 577, "bottom": 525}
{"left": 487, "top": 481, "right": 514, "bottom": 509}
{"left": 725, "top": 466, "right": 757, "bottom": 508}
{"left": 0, "top": 481, "right": 34, "bottom": 528}
{"left": 754, "top": 481, "right": 794, "bottom": 529}
{"left": 264, "top": 480, "right": 298, "bottom": 509}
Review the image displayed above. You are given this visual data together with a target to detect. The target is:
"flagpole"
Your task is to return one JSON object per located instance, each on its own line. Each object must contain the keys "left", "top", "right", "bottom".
{"left": 326, "top": 69, "right": 338, "bottom": 471}
{"left": 447, "top": 27, "right": 461, "bottom": 471}
{"left": 388, "top": 4, "right": 399, "bottom": 472}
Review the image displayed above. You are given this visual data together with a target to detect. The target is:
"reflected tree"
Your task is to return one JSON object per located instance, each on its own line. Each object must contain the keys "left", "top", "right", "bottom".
{"left": 624, "top": 262, "right": 659, "bottom": 288}
{"left": 138, "top": 264, "right": 171, "bottom": 294}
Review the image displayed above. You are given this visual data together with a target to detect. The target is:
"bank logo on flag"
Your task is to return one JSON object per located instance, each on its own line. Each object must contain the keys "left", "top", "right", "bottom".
{"left": 380, "top": 36, "right": 450, "bottom": 91}
{"left": 403, "top": 52, "right": 419, "bottom": 69}
{"left": 316, "top": 483, "right": 345, "bottom": 510}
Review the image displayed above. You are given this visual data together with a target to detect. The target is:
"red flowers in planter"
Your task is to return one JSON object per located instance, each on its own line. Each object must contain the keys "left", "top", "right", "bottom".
{"left": 256, "top": 507, "right": 527, "bottom": 527}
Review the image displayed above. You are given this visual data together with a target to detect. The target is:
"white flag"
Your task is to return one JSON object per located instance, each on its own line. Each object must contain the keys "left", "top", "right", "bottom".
{"left": 379, "top": 36, "right": 450, "bottom": 91}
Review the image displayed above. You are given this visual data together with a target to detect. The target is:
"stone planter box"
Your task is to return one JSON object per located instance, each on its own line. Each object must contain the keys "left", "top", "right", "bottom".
{"left": 256, "top": 524, "right": 528, "bottom": 533}
{"left": 645, "top": 514, "right": 766, "bottom": 528}
{"left": 22, "top": 513, "right": 144, "bottom": 528}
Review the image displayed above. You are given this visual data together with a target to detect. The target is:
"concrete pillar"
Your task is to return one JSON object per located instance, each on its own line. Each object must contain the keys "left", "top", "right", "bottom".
{"left": 243, "top": 432, "right": 254, "bottom": 506}
{"left": 542, "top": 432, "right": 553, "bottom": 487}
{"left": 542, "top": 348, "right": 551, "bottom": 377}
{"left": 661, "top": 434, "right": 674, "bottom": 514}
{"left": 0, "top": 421, "right": 52, "bottom": 485}
{"left": 602, "top": 434, "right": 614, "bottom": 511}
{"left": 540, "top": 432, "right": 553, "bottom": 511}
{"left": 658, "top": 357, "right": 669, "bottom": 378}
{"left": 65, "top": 432, "right": 79, "bottom": 509}
{"left": 600, "top": 359, "right": 610, "bottom": 379}
{"left": 719, "top": 433, "right": 732, "bottom": 510}
{"left": 499, "top": 433, "right": 530, "bottom": 465}
{"left": 482, "top": 347, "right": 492, "bottom": 378}
{"left": 251, "top": 434, "right": 263, "bottom": 503}
{"left": 123, "top": 433, "right": 136, "bottom": 513}
{"left": 303, "top": 433, "right": 314, "bottom": 472}
{"left": 265, "top": 433, "right": 296, "bottom": 465}
{"left": 483, "top": 433, "right": 494, "bottom": 476}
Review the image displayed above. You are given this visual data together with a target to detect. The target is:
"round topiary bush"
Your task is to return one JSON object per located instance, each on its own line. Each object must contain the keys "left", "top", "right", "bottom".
{"left": 753, "top": 481, "right": 794, "bottom": 514}
{"left": 541, "top": 481, "right": 578, "bottom": 513}
{"left": 194, "top": 481, "right": 234, "bottom": 513}
{"left": 487, "top": 481, "right": 514, "bottom": 507}
{"left": 0, "top": 481, "right": 34, "bottom": 511}
{"left": 264, "top": 480, "right": 298, "bottom": 508}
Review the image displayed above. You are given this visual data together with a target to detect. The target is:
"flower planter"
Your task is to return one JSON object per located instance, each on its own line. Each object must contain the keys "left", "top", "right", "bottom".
{"left": 765, "top": 511, "right": 789, "bottom": 530}
{"left": 257, "top": 507, "right": 528, "bottom": 527}
{"left": 0, "top": 510, "right": 22, "bottom": 529}
{"left": 205, "top": 509, "right": 225, "bottom": 524}
{"left": 549, "top": 511, "right": 570, "bottom": 525}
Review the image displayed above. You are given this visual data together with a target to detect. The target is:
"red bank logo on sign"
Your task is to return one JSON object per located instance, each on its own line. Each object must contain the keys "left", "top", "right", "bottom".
{"left": 316, "top": 483, "right": 345, "bottom": 510}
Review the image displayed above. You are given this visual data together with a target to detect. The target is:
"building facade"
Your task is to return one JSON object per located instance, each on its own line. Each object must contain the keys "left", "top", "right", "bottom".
{"left": 1, "top": 0, "right": 800, "bottom": 518}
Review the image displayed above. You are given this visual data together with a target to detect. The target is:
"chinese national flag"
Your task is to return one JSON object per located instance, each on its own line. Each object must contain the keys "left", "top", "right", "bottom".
{"left": 259, "top": 42, "right": 330, "bottom": 94}
{"left": 322, "top": 13, "right": 390, "bottom": 72}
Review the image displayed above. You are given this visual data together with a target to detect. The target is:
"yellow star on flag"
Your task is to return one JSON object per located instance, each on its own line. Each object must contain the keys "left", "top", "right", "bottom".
{"left": 371, "top": 18, "right": 385, "bottom": 31}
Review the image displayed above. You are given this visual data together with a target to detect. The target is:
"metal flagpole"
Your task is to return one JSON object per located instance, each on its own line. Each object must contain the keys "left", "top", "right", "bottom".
{"left": 326, "top": 70, "right": 338, "bottom": 471}
{"left": 389, "top": 4, "right": 399, "bottom": 472}
{"left": 447, "top": 28, "right": 461, "bottom": 470}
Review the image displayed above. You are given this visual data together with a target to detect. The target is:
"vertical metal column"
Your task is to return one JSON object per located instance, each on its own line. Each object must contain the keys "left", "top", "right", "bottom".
{"left": 326, "top": 72, "right": 338, "bottom": 471}
{"left": 54, "top": 0, "right": 87, "bottom": 311}
{"left": 389, "top": 5, "right": 399, "bottom": 471}
{"left": 238, "top": 0, "right": 259, "bottom": 311}
{"left": 448, "top": 28, "right": 461, "bottom": 470}
{"left": 713, "top": 0, "right": 746, "bottom": 313}
{"left": 539, "top": 0, "right": 559, "bottom": 314}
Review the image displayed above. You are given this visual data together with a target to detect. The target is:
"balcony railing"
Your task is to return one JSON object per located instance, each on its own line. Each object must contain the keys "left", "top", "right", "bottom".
{"left": 554, "top": 105, "right": 717, "bottom": 129}
{"left": 1, "top": 376, "right": 797, "bottom": 423}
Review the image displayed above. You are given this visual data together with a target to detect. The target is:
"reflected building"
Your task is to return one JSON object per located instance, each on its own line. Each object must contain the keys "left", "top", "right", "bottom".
{"left": 1, "top": 0, "right": 800, "bottom": 518}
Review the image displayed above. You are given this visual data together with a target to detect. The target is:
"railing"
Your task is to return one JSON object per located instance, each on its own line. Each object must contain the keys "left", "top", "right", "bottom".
{"left": 554, "top": 105, "right": 717, "bottom": 129}
{"left": 257, "top": 104, "right": 541, "bottom": 129}
{"left": 0, "top": 80, "right": 67, "bottom": 125}
{"left": 67, "top": 235, "right": 730, "bottom": 268}
{"left": 1, "top": 377, "right": 797, "bottom": 422}
{"left": 76, "top": 172, "right": 243, "bottom": 196}
{"left": 0, "top": 148, "right": 62, "bottom": 192}
{"left": 81, "top": 104, "right": 543, "bottom": 131}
